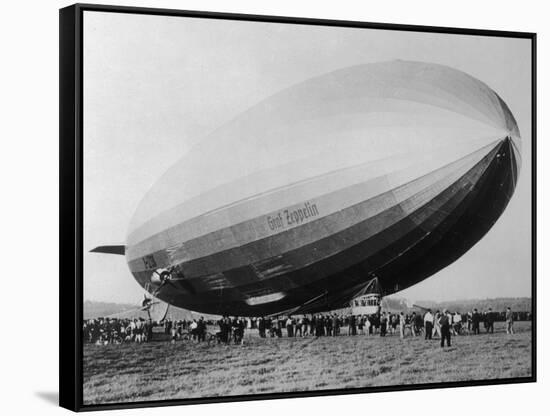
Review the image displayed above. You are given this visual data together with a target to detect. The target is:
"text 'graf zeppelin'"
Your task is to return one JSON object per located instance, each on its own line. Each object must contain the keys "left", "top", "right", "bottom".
{"left": 267, "top": 202, "right": 320, "bottom": 231}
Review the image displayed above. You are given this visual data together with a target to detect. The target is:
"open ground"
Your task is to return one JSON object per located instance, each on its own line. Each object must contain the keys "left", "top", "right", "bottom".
{"left": 83, "top": 321, "right": 532, "bottom": 405}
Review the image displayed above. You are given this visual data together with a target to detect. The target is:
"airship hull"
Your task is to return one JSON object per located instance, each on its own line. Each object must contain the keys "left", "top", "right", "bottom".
{"left": 124, "top": 61, "right": 521, "bottom": 316}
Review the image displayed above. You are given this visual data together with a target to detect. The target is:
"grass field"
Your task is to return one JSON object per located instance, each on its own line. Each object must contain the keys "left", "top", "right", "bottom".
{"left": 83, "top": 321, "right": 532, "bottom": 405}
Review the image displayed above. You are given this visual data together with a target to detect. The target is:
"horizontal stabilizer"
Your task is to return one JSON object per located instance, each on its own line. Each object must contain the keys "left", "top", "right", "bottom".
{"left": 90, "top": 245, "right": 126, "bottom": 255}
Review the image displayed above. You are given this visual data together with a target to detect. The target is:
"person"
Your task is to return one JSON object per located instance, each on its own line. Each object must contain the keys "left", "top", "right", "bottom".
{"left": 237, "top": 317, "right": 246, "bottom": 344}
{"left": 332, "top": 314, "right": 339, "bottom": 336}
{"left": 286, "top": 316, "right": 294, "bottom": 337}
{"left": 326, "top": 315, "right": 333, "bottom": 336}
{"left": 415, "top": 312, "right": 423, "bottom": 336}
{"left": 432, "top": 310, "right": 441, "bottom": 338}
{"left": 164, "top": 319, "right": 171, "bottom": 336}
{"left": 399, "top": 312, "right": 405, "bottom": 338}
{"left": 303, "top": 316, "right": 310, "bottom": 336}
{"left": 486, "top": 308, "right": 495, "bottom": 334}
{"left": 439, "top": 309, "right": 451, "bottom": 347}
{"left": 349, "top": 314, "right": 357, "bottom": 336}
{"left": 380, "top": 312, "right": 387, "bottom": 336}
{"left": 146, "top": 319, "right": 153, "bottom": 342}
{"left": 424, "top": 309, "right": 434, "bottom": 340}
{"left": 482, "top": 310, "right": 488, "bottom": 332}
{"left": 367, "top": 314, "right": 374, "bottom": 335}
{"left": 472, "top": 308, "right": 480, "bottom": 335}
{"left": 197, "top": 316, "right": 207, "bottom": 342}
{"left": 358, "top": 315, "right": 364, "bottom": 335}
{"left": 506, "top": 307, "right": 514, "bottom": 334}
{"left": 412, "top": 312, "right": 421, "bottom": 336}
{"left": 170, "top": 322, "right": 178, "bottom": 343}
{"left": 269, "top": 317, "right": 277, "bottom": 337}
{"left": 231, "top": 317, "right": 240, "bottom": 343}
{"left": 373, "top": 313, "right": 380, "bottom": 334}
{"left": 135, "top": 318, "right": 143, "bottom": 343}
{"left": 225, "top": 316, "right": 233, "bottom": 342}
{"left": 314, "top": 315, "right": 322, "bottom": 336}
{"left": 258, "top": 317, "right": 266, "bottom": 338}
{"left": 277, "top": 316, "right": 284, "bottom": 337}
{"left": 390, "top": 314, "right": 397, "bottom": 335}
{"left": 130, "top": 319, "right": 137, "bottom": 341}
{"left": 124, "top": 322, "right": 132, "bottom": 342}
{"left": 296, "top": 317, "right": 303, "bottom": 337}
{"left": 364, "top": 314, "right": 371, "bottom": 336}
{"left": 83, "top": 320, "right": 89, "bottom": 342}
{"left": 453, "top": 311, "right": 462, "bottom": 335}
{"left": 190, "top": 319, "right": 198, "bottom": 340}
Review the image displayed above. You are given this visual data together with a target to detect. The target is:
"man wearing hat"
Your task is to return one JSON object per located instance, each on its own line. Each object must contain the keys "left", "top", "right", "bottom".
{"left": 439, "top": 308, "right": 452, "bottom": 347}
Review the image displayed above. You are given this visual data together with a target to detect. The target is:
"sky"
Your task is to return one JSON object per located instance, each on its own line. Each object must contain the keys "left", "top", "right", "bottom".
{"left": 82, "top": 11, "right": 532, "bottom": 304}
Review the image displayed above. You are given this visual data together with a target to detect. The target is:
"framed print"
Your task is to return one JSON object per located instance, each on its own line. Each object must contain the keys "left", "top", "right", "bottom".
{"left": 59, "top": 3, "right": 536, "bottom": 411}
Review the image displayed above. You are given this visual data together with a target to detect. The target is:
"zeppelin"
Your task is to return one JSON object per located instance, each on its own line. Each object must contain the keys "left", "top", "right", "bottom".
{"left": 93, "top": 60, "right": 521, "bottom": 317}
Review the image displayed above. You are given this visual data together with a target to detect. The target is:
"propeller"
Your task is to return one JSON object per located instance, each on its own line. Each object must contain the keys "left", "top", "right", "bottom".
{"left": 149, "top": 266, "right": 189, "bottom": 297}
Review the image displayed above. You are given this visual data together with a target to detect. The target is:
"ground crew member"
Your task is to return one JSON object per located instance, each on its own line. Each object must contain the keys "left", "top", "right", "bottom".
{"left": 506, "top": 307, "right": 514, "bottom": 334}
{"left": 439, "top": 309, "right": 451, "bottom": 347}
{"left": 424, "top": 309, "right": 434, "bottom": 340}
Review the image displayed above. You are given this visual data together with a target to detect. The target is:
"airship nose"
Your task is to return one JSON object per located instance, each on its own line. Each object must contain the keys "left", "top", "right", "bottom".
{"left": 509, "top": 134, "right": 522, "bottom": 171}
{"left": 502, "top": 135, "right": 521, "bottom": 188}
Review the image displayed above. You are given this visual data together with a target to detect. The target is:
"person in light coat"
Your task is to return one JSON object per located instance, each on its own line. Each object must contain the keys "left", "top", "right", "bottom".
{"left": 424, "top": 309, "right": 434, "bottom": 340}
{"left": 399, "top": 312, "right": 405, "bottom": 338}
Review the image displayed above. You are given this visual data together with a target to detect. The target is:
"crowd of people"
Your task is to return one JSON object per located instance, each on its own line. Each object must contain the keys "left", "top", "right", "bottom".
{"left": 246, "top": 306, "right": 518, "bottom": 348}
{"left": 83, "top": 318, "right": 154, "bottom": 345}
{"left": 165, "top": 317, "right": 208, "bottom": 343}
{"left": 83, "top": 316, "right": 212, "bottom": 345}
{"left": 83, "top": 306, "right": 522, "bottom": 347}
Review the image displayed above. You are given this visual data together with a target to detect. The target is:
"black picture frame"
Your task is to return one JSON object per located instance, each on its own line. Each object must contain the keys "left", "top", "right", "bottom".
{"left": 60, "top": 3, "right": 537, "bottom": 412}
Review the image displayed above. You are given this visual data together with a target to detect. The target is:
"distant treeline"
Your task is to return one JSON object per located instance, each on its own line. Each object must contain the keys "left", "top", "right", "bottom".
{"left": 83, "top": 300, "right": 137, "bottom": 320}
{"left": 84, "top": 300, "right": 219, "bottom": 321}
{"left": 384, "top": 297, "right": 532, "bottom": 314}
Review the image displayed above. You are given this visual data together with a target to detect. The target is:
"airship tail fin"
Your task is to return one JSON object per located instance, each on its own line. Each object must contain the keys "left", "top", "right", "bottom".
{"left": 90, "top": 245, "right": 126, "bottom": 255}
